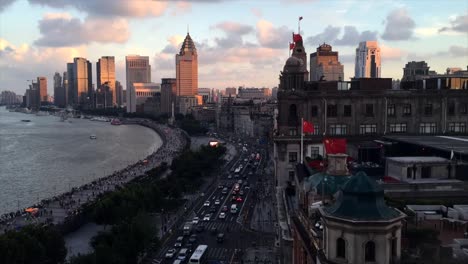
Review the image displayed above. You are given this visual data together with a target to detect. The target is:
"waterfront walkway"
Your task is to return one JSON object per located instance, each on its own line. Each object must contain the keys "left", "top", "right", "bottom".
{"left": 0, "top": 120, "right": 187, "bottom": 235}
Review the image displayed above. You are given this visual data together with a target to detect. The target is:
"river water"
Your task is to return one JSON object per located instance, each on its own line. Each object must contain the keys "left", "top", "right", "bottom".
{"left": 0, "top": 107, "right": 162, "bottom": 215}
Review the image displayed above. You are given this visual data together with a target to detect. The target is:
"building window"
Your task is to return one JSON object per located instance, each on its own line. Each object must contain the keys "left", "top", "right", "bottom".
{"left": 312, "top": 124, "right": 320, "bottom": 135}
{"left": 460, "top": 103, "right": 467, "bottom": 114}
{"left": 289, "top": 152, "right": 298, "bottom": 163}
{"left": 387, "top": 104, "right": 395, "bottom": 117}
{"left": 327, "top": 105, "right": 337, "bottom": 117}
{"left": 389, "top": 123, "right": 407, "bottom": 133}
{"left": 448, "top": 103, "right": 455, "bottom": 116}
{"left": 365, "top": 241, "right": 376, "bottom": 262}
{"left": 359, "top": 124, "right": 377, "bottom": 134}
{"left": 403, "top": 104, "right": 412, "bottom": 116}
{"left": 310, "top": 147, "right": 320, "bottom": 159}
{"left": 424, "top": 104, "right": 433, "bottom": 116}
{"left": 421, "top": 166, "right": 431, "bottom": 178}
{"left": 365, "top": 104, "right": 374, "bottom": 117}
{"left": 419, "top": 123, "right": 436, "bottom": 134}
{"left": 288, "top": 104, "right": 299, "bottom": 126}
{"left": 448, "top": 122, "right": 466, "bottom": 133}
{"left": 336, "top": 238, "right": 346, "bottom": 259}
{"left": 289, "top": 128, "right": 298, "bottom": 136}
{"left": 329, "top": 124, "right": 347, "bottom": 135}
{"left": 311, "top": 105, "right": 318, "bottom": 117}
{"left": 343, "top": 105, "right": 352, "bottom": 117}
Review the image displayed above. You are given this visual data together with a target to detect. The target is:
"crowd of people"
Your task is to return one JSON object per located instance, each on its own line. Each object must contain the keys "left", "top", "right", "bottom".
{"left": 0, "top": 120, "right": 188, "bottom": 235}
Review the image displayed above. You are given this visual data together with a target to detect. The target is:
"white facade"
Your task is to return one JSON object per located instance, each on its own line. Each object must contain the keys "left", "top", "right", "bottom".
{"left": 355, "top": 41, "right": 381, "bottom": 78}
{"left": 127, "top": 82, "right": 160, "bottom": 113}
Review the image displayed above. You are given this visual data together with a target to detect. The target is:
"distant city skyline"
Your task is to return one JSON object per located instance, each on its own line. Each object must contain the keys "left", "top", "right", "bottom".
{"left": 0, "top": 0, "right": 467, "bottom": 95}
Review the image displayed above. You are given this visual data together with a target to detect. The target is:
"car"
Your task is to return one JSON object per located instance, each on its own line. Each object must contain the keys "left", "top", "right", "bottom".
{"left": 219, "top": 212, "right": 226, "bottom": 219}
{"left": 192, "top": 217, "right": 199, "bottom": 224}
{"left": 227, "top": 174, "right": 232, "bottom": 179}
{"left": 236, "top": 196, "right": 243, "bottom": 202}
{"left": 174, "top": 236, "right": 183, "bottom": 247}
{"left": 165, "top": 248, "right": 177, "bottom": 258}
{"left": 188, "top": 234, "right": 197, "bottom": 243}
{"left": 209, "top": 207, "right": 216, "bottom": 213}
{"left": 244, "top": 158, "right": 248, "bottom": 162}
{"left": 195, "top": 224, "right": 205, "bottom": 232}
{"left": 232, "top": 190, "right": 237, "bottom": 195}
{"left": 185, "top": 243, "right": 194, "bottom": 253}
{"left": 214, "top": 199, "right": 220, "bottom": 205}
{"left": 217, "top": 233, "right": 225, "bottom": 243}
{"left": 222, "top": 187, "right": 228, "bottom": 194}
{"left": 222, "top": 205, "right": 228, "bottom": 212}
{"left": 203, "top": 214, "right": 211, "bottom": 221}
{"left": 218, "top": 184, "right": 223, "bottom": 189}
{"left": 203, "top": 201, "right": 210, "bottom": 207}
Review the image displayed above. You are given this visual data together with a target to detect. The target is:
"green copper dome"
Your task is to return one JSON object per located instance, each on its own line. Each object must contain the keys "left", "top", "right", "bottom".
{"left": 324, "top": 171, "right": 401, "bottom": 221}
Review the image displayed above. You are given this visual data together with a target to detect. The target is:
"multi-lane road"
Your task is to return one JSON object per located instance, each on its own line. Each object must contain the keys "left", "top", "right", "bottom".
{"left": 149, "top": 137, "right": 274, "bottom": 264}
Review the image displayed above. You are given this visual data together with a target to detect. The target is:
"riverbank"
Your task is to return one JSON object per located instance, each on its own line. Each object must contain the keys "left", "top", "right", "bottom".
{"left": 0, "top": 119, "right": 188, "bottom": 235}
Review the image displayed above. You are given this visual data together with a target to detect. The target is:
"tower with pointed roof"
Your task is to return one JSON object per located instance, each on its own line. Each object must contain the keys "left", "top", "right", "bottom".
{"left": 176, "top": 32, "right": 198, "bottom": 97}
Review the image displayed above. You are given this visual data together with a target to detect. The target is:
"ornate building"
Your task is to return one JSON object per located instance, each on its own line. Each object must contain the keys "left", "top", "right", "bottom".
{"left": 176, "top": 33, "right": 198, "bottom": 97}
{"left": 310, "top": 43, "right": 344, "bottom": 81}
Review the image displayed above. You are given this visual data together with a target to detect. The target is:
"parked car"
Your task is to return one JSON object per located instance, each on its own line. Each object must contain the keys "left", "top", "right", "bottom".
{"left": 165, "top": 248, "right": 177, "bottom": 258}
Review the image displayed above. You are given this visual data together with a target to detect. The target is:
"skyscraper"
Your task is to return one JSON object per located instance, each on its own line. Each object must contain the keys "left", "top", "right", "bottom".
{"left": 73, "top": 57, "right": 93, "bottom": 107}
{"left": 53, "top": 72, "right": 65, "bottom": 107}
{"left": 66, "top": 63, "right": 74, "bottom": 105}
{"left": 115, "top": 80, "right": 123, "bottom": 107}
{"left": 355, "top": 41, "right": 381, "bottom": 78}
{"left": 62, "top": 71, "right": 68, "bottom": 107}
{"left": 126, "top": 55, "right": 151, "bottom": 112}
{"left": 310, "top": 43, "right": 344, "bottom": 81}
{"left": 97, "top": 56, "right": 116, "bottom": 106}
{"left": 161, "top": 78, "right": 177, "bottom": 114}
{"left": 176, "top": 33, "right": 198, "bottom": 96}
{"left": 37, "top": 76, "right": 47, "bottom": 103}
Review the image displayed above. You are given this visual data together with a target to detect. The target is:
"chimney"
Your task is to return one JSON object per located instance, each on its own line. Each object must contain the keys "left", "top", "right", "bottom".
{"left": 326, "top": 153, "right": 350, "bottom": 176}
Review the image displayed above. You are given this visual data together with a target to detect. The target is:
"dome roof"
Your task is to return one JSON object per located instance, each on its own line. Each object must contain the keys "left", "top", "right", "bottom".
{"left": 283, "top": 56, "right": 304, "bottom": 72}
{"left": 180, "top": 33, "right": 197, "bottom": 55}
{"left": 324, "top": 171, "right": 402, "bottom": 221}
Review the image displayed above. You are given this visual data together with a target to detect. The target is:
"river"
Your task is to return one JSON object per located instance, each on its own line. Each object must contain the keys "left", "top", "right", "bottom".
{"left": 0, "top": 107, "right": 162, "bottom": 215}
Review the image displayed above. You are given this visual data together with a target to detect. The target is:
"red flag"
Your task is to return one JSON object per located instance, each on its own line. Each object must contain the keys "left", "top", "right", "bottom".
{"left": 323, "top": 138, "right": 347, "bottom": 154}
{"left": 289, "top": 42, "right": 295, "bottom": 50}
{"left": 303, "top": 120, "right": 314, "bottom": 133}
{"left": 299, "top": 16, "right": 303, "bottom": 21}
{"left": 293, "top": 33, "right": 302, "bottom": 43}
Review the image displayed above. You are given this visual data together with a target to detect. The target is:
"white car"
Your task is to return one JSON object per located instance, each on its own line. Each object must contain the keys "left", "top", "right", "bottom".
{"left": 192, "top": 217, "right": 199, "bottom": 224}
{"left": 203, "top": 201, "right": 210, "bottom": 207}
{"left": 219, "top": 212, "right": 226, "bottom": 219}
{"left": 203, "top": 214, "right": 211, "bottom": 221}
{"left": 165, "top": 248, "right": 177, "bottom": 258}
{"left": 214, "top": 199, "right": 220, "bottom": 205}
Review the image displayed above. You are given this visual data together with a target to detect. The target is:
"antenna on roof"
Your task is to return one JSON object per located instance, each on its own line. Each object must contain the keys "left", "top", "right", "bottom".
{"left": 187, "top": 24, "right": 189, "bottom": 34}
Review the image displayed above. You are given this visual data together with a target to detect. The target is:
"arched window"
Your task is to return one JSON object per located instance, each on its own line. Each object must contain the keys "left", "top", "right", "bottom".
{"left": 365, "top": 241, "right": 376, "bottom": 262}
{"left": 336, "top": 237, "right": 346, "bottom": 258}
{"left": 288, "top": 104, "right": 299, "bottom": 126}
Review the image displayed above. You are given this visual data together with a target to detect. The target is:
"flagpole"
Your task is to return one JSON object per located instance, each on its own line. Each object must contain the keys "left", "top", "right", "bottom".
{"left": 301, "top": 117, "right": 304, "bottom": 164}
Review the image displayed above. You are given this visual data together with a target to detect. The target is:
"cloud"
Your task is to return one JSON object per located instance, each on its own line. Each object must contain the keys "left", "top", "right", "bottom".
{"left": 448, "top": 45, "right": 468, "bottom": 57}
{"left": 27, "top": 0, "right": 168, "bottom": 17}
{"left": 256, "top": 19, "right": 292, "bottom": 49}
{"left": 335, "top": 26, "right": 378, "bottom": 45}
{"left": 306, "top": 25, "right": 341, "bottom": 46}
{"left": 381, "top": 8, "right": 415, "bottom": 41}
{"left": 34, "top": 14, "right": 130, "bottom": 47}
{"left": 209, "top": 22, "right": 254, "bottom": 49}
{"left": 380, "top": 45, "right": 406, "bottom": 61}
{"left": 0, "top": 0, "right": 15, "bottom": 12}
{"left": 439, "top": 12, "right": 468, "bottom": 33}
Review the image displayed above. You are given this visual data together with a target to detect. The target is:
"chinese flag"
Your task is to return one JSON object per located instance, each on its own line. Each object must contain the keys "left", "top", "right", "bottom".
{"left": 323, "top": 138, "right": 347, "bottom": 154}
{"left": 289, "top": 42, "right": 295, "bottom": 50}
{"left": 293, "top": 33, "right": 302, "bottom": 43}
{"left": 303, "top": 120, "right": 314, "bottom": 133}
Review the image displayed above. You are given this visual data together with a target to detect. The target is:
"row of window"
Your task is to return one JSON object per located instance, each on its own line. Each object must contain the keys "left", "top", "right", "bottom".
{"left": 288, "top": 122, "right": 466, "bottom": 136}
{"left": 309, "top": 103, "right": 468, "bottom": 118}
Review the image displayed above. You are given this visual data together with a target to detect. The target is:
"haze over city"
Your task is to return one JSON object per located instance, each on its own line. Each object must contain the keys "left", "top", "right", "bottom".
{"left": 1, "top": 0, "right": 467, "bottom": 94}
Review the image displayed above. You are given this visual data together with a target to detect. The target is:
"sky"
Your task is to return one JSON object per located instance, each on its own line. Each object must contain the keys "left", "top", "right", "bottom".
{"left": 0, "top": 0, "right": 467, "bottom": 96}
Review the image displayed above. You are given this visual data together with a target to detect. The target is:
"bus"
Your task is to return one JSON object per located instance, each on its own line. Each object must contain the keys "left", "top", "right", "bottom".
{"left": 189, "top": 245, "right": 208, "bottom": 264}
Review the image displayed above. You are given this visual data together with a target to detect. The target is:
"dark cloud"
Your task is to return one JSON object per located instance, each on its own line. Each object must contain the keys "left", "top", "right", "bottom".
{"left": 439, "top": 13, "right": 468, "bottom": 33}
{"left": 34, "top": 15, "right": 130, "bottom": 47}
{"left": 0, "top": 0, "right": 15, "bottom": 11}
{"left": 161, "top": 45, "right": 177, "bottom": 54}
{"left": 306, "top": 25, "right": 340, "bottom": 46}
{"left": 381, "top": 8, "right": 415, "bottom": 41}
{"left": 335, "top": 26, "right": 378, "bottom": 45}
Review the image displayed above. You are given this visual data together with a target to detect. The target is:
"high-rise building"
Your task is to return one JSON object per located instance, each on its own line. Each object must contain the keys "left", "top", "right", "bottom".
{"left": 161, "top": 78, "right": 177, "bottom": 114}
{"left": 66, "top": 63, "right": 74, "bottom": 105}
{"left": 72, "top": 57, "right": 93, "bottom": 107}
{"left": 224, "top": 87, "right": 237, "bottom": 97}
{"left": 97, "top": 56, "right": 116, "bottom": 106}
{"left": 53, "top": 72, "right": 66, "bottom": 107}
{"left": 126, "top": 55, "right": 151, "bottom": 113}
{"left": 176, "top": 33, "right": 198, "bottom": 97}
{"left": 115, "top": 81, "right": 123, "bottom": 107}
{"left": 310, "top": 43, "right": 344, "bottom": 81}
{"left": 37, "top": 77, "right": 47, "bottom": 103}
{"left": 62, "top": 71, "right": 68, "bottom": 107}
{"left": 127, "top": 82, "right": 161, "bottom": 113}
{"left": 355, "top": 41, "right": 381, "bottom": 78}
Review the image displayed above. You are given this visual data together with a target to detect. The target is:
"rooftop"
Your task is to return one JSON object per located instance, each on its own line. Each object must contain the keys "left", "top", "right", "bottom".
{"left": 384, "top": 135, "right": 468, "bottom": 155}
{"left": 387, "top": 156, "right": 449, "bottom": 163}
